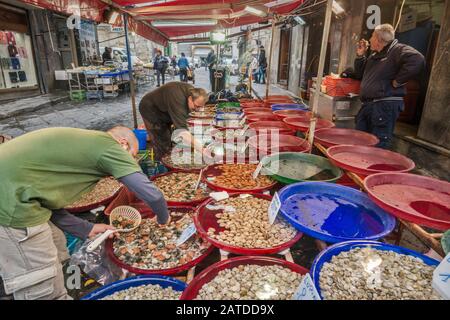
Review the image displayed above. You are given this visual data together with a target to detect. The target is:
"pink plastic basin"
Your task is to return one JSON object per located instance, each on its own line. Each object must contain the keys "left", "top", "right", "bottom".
{"left": 364, "top": 173, "right": 450, "bottom": 230}
{"left": 315, "top": 128, "right": 379, "bottom": 148}
{"left": 326, "top": 145, "right": 415, "bottom": 177}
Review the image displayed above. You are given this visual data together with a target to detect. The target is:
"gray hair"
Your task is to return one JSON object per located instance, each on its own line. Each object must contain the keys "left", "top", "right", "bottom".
{"left": 189, "top": 88, "right": 208, "bottom": 101}
{"left": 374, "top": 24, "right": 395, "bottom": 43}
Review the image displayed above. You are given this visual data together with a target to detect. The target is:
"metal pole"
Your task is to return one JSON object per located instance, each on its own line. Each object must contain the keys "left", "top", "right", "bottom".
{"left": 123, "top": 13, "right": 138, "bottom": 129}
{"left": 308, "top": 0, "right": 333, "bottom": 148}
{"left": 265, "top": 19, "right": 276, "bottom": 99}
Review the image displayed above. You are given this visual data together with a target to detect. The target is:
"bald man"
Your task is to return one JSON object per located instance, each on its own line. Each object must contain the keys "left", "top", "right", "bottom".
{"left": 0, "top": 127, "right": 169, "bottom": 300}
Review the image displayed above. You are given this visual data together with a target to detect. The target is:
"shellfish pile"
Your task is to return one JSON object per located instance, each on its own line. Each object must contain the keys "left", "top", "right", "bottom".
{"left": 66, "top": 177, "right": 121, "bottom": 208}
{"left": 195, "top": 264, "right": 303, "bottom": 300}
{"left": 206, "top": 196, "right": 297, "bottom": 248}
{"left": 153, "top": 172, "right": 209, "bottom": 202}
{"left": 113, "top": 211, "right": 209, "bottom": 270}
{"left": 101, "top": 284, "right": 181, "bottom": 300}
{"left": 319, "top": 247, "right": 441, "bottom": 300}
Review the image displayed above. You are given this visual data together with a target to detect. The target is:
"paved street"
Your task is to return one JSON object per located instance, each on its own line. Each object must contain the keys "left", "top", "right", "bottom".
{"left": 0, "top": 69, "right": 296, "bottom": 138}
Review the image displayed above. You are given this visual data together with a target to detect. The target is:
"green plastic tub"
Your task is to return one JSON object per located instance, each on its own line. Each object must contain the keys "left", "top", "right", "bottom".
{"left": 261, "top": 152, "right": 343, "bottom": 185}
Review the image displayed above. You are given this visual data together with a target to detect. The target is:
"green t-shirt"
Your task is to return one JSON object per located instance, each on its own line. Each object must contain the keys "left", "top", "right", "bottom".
{"left": 0, "top": 127, "right": 142, "bottom": 228}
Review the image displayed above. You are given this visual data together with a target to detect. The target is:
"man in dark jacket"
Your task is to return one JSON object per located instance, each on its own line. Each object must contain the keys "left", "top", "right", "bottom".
{"left": 352, "top": 24, "right": 425, "bottom": 149}
{"left": 206, "top": 49, "right": 217, "bottom": 90}
{"left": 102, "top": 47, "right": 112, "bottom": 64}
{"left": 139, "top": 82, "right": 210, "bottom": 160}
{"left": 153, "top": 50, "right": 169, "bottom": 87}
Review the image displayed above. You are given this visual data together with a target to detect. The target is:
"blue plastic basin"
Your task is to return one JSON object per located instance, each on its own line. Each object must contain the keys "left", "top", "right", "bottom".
{"left": 271, "top": 103, "right": 308, "bottom": 112}
{"left": 310, "top": 240, "right": 440, "bottom": 299}
{"left": 81, "top": 275, "right": 187, "bottom": 300}
{"left": 278, "top": 182, "right": 396, "bottom": 243}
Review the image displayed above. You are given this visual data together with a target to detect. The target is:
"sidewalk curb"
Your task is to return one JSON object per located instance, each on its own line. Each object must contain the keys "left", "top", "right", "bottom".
{"left": 0, "top": 95, "right": 70, "bottom": 121}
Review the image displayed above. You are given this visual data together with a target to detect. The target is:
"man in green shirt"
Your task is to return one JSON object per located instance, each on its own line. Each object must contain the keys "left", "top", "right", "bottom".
{"left": 139, "top": 82, "right": 211, "bottom": 161}
{"left": 0, "top": 127, "right": 169, "bottom": 300}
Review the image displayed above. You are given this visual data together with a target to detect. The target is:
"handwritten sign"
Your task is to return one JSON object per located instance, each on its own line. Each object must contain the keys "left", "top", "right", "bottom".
{"left": 268, "top": 192, "right": 281, "bottom": 225}
{"left": 176, "top": 223, "right": 196, "bottom": 246}
{"left": 292, "top": 274, "right": 321, "bottom": 300}
{"left": 432, "top": 253, "right": 450, "bottom": 299}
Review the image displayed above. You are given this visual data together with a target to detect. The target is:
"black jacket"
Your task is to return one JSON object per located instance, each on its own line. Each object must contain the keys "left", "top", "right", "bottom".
{"left": 354, "top": 40, "right": 425, "bottom": 101}
{"left": 258, "top": 50, "right": 267, "bottom": 69}
{"left": 154, "top": 55, "right": 168, "bottom": 71}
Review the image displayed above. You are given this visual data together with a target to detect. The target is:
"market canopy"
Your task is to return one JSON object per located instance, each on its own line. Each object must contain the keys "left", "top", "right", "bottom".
{"left": 115, "top": 0, "right": 305, "bottom": 39}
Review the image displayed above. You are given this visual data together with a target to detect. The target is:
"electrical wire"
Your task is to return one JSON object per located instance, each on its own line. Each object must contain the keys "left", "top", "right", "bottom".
{"left": 394, "top": 0, "right": 407, "bottom": 31}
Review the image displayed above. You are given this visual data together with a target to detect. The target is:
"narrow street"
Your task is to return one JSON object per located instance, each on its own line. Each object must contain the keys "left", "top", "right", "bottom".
{"left": 0, "top": 69, "right": 212, "bottom": 137}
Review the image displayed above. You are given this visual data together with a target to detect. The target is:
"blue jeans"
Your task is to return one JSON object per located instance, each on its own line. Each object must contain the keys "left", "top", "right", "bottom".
{"left": 355, "top": 100, "right": 403, "bottom": 149}
{"left": 257, "top": 66, "right": 266, "bottom": 84}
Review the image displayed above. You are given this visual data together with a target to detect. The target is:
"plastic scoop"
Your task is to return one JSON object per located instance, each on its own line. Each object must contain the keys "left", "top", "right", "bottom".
{"left": 87, "top": 206, "right": 141, "bottom": 252}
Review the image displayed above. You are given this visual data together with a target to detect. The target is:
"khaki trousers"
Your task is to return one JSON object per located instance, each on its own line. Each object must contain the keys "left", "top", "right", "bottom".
{"left": 0, "top": 222, "right": 72, "bottom": 300}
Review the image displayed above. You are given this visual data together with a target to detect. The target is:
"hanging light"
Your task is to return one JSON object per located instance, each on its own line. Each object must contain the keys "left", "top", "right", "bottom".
{"left": 244, "top": 5, "right": 267, "bottom": 17}
{"left": 332, "top": 1, "right": 345, "bottom": 15}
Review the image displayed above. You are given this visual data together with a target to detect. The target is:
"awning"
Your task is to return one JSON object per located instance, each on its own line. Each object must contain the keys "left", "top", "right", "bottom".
{"left": 17, "top": 0, "right": 168, "bottom": 45}
{"left": 19, "top": 0, "right": 107, "bottom": 22}
{"left": 116, "top": 0, "right": 305, "bottom": 39}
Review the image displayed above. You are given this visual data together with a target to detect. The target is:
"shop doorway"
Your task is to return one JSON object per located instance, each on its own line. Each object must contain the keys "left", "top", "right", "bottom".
{"left": 277, "top": 27, "right": 291, "bottom": 87}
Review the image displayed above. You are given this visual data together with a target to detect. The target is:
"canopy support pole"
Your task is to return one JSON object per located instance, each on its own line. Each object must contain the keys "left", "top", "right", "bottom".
{"left": 265, "top": 19, "right": 276, "bottom": 99}
{"left": 123, "top": 13, "right": 138, "bottom": 129}
{"left": 308, "top": 0, "right": 333, "bottom": 149}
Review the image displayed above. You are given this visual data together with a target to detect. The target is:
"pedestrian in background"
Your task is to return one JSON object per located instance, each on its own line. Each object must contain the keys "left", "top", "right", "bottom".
{"left": 153, "top": 50, "right": 169, "bottom": 87}
{"left": 178, "top": 53, "right": 189, "bottom": 82}
{"left": 256, "top": 46, "right": 267, "bottom": 84}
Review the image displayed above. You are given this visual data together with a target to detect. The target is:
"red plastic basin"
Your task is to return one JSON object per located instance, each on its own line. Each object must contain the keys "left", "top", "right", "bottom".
{"left": 249, "top": 121, "right": 295, "bottom": 135}
{"left": 194, "top": 193, "right": 302, "bottom": 255}
{"left": 180, "top": 256, "right": 309, "bottom": 300}
{"left": 241, "top": 102, "right": 268, "bottom": 109}
{"left": 105, "top": 206, "right": 214, "bottom": 276}
{"left": 326, "top": 145, "right": 415, "bottom": 177}
{"left": 245, "top": 114, "right": 277, "bottom": 123}
{"left": 273, "top": 109, "right": 312, "bottom": 120}
{"left": 247, "top": 134, "right": 311, "bottom": 155}
{"left": 283, "top": 116, "right": 335, "bottom": 132}
{"left": 364, "top": 173, "right": 450, "bottom": 230}
{"left": 315, "top": 128, "right": 379, "bottom": 148}
{"left": 243, "top": 108, "right": 274, "bottom": 115}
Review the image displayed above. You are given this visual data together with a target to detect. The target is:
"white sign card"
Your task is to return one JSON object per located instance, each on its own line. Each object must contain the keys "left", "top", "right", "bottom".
{"left": 268, "top": 192, "right": 281, "bottom": 225}
{"left": 176, "top": 223, "right": 196, "bottom": 246}
{"left": 292, "top": 274, "right": 321, "bottom": 300}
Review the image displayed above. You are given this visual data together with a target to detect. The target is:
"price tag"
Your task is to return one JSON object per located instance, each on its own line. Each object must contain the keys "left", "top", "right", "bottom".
{"left": 176, "top": 223, "right": 196, "bottom": 247}
{"left": 268, "top": 192, "right": 281, "bottom": 225}
{"left": 292, "top": 274, "right": 321, "bottom": 300}
{"left": 209, "top": 191, "right": 230, "bottom": 201}
{"left": 239, "top": 194, "right": 252, "bottom": 198}
{"left": 238, "top": 117, "right": 246, "bottom": 127}
{"left": 432, "top": 253, "right": 450, "bottom": 299}
{"left": 252, "top": 161, "right": 264, "bottom": 180}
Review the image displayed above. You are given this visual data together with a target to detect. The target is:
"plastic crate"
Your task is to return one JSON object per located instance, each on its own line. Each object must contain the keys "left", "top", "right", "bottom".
{"left": 323, "top": 76, "right": 360, "bottom": 97}
{"left": 70, "top": 90, "right": 86, "bottom": 101}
